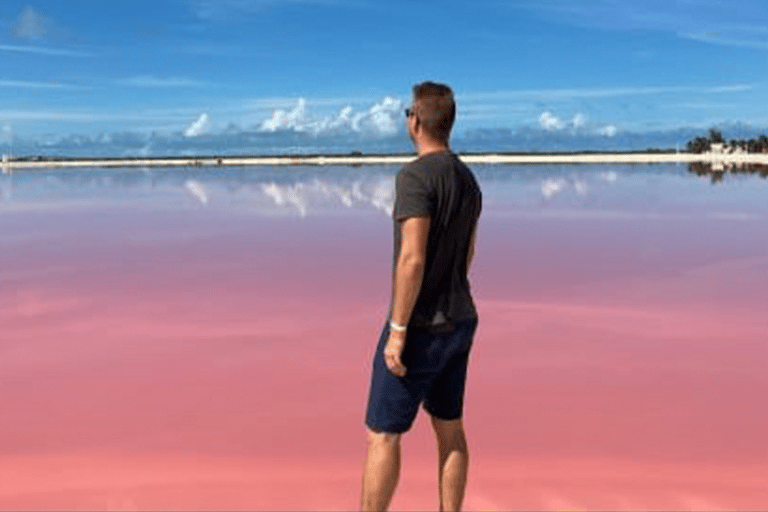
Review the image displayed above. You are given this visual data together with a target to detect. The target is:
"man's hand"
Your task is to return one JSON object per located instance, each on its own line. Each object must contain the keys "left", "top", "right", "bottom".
{"left": 384, "top": 332, "right": 407, "bottom": 377}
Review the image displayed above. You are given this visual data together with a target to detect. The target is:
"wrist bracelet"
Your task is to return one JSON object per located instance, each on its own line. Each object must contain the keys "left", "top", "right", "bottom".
{"left": 389, "top": 320, "right": 407, "bottom": 332}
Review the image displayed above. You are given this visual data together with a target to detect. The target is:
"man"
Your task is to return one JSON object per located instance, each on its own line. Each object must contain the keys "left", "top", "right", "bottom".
{"left": 361, "top": 82, "right": 482, "bottom": 512}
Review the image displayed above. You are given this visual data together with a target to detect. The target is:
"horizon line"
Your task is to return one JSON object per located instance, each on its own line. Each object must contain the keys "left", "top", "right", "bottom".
{"left": 4, "top": 150, "right": 768, "bottom": 171}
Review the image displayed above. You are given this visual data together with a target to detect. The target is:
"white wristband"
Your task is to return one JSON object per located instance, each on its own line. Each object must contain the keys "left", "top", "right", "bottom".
{"left": 389, "top": 320, "right": 407, "bottom": 332}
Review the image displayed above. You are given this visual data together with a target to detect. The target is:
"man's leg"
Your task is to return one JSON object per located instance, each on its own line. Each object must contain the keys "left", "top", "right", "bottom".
{"left": 361, "top": 427, "right": 402, "bottom": 511}
{"left": 430, "top": 415, "right": 469, "bottom": 512}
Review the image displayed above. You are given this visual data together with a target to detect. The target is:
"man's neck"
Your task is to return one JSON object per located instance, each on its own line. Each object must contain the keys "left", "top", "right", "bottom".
{"left": 417, "top": 140, "right": 449, "bottom": 157}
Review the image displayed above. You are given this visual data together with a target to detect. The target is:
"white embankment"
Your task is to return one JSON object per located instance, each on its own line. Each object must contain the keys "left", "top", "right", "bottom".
{"left": 3, "top": 151, "right": 768, "bottom": 171}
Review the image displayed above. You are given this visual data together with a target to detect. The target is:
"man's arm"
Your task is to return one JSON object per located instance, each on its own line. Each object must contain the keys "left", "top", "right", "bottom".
{"left": 467, "top": 223, "right": 477, "bottom": 274}
{"left": 384, "top": 216, "right": 429, "bottom": 377}
{"left": 390, "top": 216, "right": 431, "bottom": 329}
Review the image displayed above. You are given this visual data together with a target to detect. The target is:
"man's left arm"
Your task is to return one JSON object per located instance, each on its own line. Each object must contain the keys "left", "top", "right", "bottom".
{"left": 384, "top": 215, "right": 430, "bottom": 377}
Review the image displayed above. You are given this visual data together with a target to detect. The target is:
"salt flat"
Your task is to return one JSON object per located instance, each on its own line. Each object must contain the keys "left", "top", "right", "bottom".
{"left": 2, "top": 164, "right": 766, "bottom": 510}
{"left": 3, "top": 151, "right": 768, "bottom": 170}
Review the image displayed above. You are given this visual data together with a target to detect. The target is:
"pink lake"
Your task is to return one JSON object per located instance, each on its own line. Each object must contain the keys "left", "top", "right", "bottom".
{"left": 1, "top": 164, "right": 767, "bottom": 510}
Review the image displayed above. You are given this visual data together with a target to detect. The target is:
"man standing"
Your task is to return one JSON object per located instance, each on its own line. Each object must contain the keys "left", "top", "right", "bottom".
{"left": 361, "top": 82, "right": 482, "bottom": 512}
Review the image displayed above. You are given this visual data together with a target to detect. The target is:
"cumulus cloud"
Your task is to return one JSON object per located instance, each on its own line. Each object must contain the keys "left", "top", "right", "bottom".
{"left": 360, "top": 96, "right": 401, "bottom": 135}
{"left": 539, "top": 111, "right": 565, "bottom": 131}
{"left": 258, "top": 96, "right": 403, "bottom": 137}
{"left": 184, "top": 113, "right": 211, "bottom": 137}
{"left": 259, "top": 98, "right": 309, "bottom": 132}
{"left": 539, "top": 110, "right": 619, "bottom": 136}
{"left": 539, "top": 111, "right": 591, "bottom": 131}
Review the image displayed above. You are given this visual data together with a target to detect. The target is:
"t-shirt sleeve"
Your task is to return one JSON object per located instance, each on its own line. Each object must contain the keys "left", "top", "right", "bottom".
{"left": 393, "top": 167, "right": 434, "bottom": 221}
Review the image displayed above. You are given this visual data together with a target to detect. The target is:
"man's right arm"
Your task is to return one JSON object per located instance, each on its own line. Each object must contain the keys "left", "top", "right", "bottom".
{"left": 467, "top": 223, "right": 477, "bottom": 274}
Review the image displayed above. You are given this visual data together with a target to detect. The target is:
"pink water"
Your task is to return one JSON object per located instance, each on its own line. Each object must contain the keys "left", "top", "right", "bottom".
{"left": 1, "top": 166, "right": 767, "bottom": 510}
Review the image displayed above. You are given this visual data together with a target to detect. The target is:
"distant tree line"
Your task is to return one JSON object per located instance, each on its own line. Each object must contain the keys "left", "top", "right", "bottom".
{"left": 687, "top": 128, "right": 768, "bottom": 154}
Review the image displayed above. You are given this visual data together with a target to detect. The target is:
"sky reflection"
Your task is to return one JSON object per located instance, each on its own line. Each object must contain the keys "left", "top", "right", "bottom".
{"left": 2, "top": 163, "right": 767, "bottom": 510}
{"left": 2, "top": 163, "right": 767, "bottom": 219}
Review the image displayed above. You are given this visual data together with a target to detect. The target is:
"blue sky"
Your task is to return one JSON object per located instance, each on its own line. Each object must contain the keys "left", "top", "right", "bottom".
{"left": 1, "top": 0, "right": 768, "bottom": 146}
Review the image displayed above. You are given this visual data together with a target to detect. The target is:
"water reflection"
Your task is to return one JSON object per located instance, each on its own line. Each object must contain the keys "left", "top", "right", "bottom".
{"left": 1, "top": 164, "right": 767, "bottom": 219}
{"left": 688, "top": 161, "right": 768, "bottom": 183}
{"left": 3, "top": 162, "right": 768, "bottom": 510}
{"left": 0, "top": 166, "right": 399, "bottom": 217}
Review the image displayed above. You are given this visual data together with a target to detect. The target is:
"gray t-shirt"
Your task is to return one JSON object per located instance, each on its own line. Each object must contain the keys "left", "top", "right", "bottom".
{"left": 390, "top": 150, "right": 482, "bottom": 331}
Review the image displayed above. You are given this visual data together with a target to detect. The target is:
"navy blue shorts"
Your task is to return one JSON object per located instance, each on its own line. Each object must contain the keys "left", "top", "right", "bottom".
{"left": 364, "top": 317, "right": 478, "bottom": 434}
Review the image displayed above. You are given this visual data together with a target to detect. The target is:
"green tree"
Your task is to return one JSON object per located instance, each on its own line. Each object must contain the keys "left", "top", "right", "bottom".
{"left": 708, "top": 129, "right": 724, "bottom": 143}
{"left": 758, "top": 134, "right": 768, "bottom": 152}
{"left": 686, "top": 136, "right": 710, "bottom": 153}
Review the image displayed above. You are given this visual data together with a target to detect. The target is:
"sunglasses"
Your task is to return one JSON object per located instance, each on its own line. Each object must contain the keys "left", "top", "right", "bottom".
{"left": 405, "top": 108, "right": 415, "bottom": 118}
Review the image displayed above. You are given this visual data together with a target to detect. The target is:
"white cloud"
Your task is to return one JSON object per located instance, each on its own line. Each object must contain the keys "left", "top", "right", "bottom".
{"left": 524, "top": 0, "right": 768, "bottom": 50}
{"left": 184, "top": 113, "right": 211, "bottom": 137}
{"left": 539, "top": 110, "right": 620, "bottom": 137}
{"left": 259, "top": 98, "right": 309, "bottom": 132}
{"left": 0, "top": 108, "right": 198, "bottom": 124}
{"left": 0, "top": 79, "right": 81, "bottom": 90}
{"left": 464, "top": 84, "right": 753, "bottom": 101}
{"left": 0, "top": 110, "right": 97, "bottom": 122}
{"left": 0, "top": 44, "right": 94, "bottom": 57}
{"left": 5, "top": 7, "right": 94, "bottom": 59}
{"left": 12, "top": 6, "right": 51, "bottom": 41}
{"left": 681, "top": 30, "right": 768, "bottom": 50}
{"left": 176, "top": 42, "right": 246, "bottom": 57}
{"left": 539, "top": 111, "right": 564, "bottom": 131}
{"left": 360, "top": 96, "right": 401, "bottom": 136}
{"left": 118, "top": 76, "right": 213, "bottom": 88}
{"left": 192, "top": 0, "right": 369, "bottom": 20}
{"left": 539, "top": 111, "right": 590, "bottom": 131}
{"left": 245, "top": 95, "right": 370, "bottom": 110}
{"left": 572, "top": 113, "right": 587, "bottom": 129}
{"left": 514, "top": 0, "right": 768, "bottom": 49}
{"left": 258, "top": 96, "right": 402, "bottom": 137}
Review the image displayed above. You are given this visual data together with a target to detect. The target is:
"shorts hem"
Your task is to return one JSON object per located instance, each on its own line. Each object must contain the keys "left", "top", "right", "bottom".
{"left": 423, "top": 406, "right": 462, "bottom": 421}
{"left": 365, "top": 419, "right": 412, "bottom": 434}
